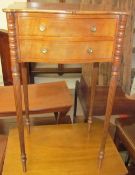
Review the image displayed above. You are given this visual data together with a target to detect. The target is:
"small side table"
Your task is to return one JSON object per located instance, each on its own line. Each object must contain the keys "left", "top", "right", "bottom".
{"left": 3, "top": 1, "right": 128, "bottom": 172}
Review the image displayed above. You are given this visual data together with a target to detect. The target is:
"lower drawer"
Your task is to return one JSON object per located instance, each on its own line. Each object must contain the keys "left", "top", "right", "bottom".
{"left": 18, "top": 40, "right": 114, "bottom": 63}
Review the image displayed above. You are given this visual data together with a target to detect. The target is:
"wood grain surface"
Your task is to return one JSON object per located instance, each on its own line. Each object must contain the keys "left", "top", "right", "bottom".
{"left": 0, "top": 81, "right": 73, "bottom": 116}
{"left": 3, "top": 120, "right": 127, "bottom": 175}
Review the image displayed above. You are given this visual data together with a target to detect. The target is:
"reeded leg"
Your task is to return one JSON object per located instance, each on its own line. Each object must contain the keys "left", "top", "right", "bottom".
{"left": 73, "top": 80, "right": 79, "bottom": 123}
{"left": 21, "top": 63, "right": 30, "bottom": 133}
{"left": 6, "top": 12, "right": 27, "bottom": 172}
{"left": 98, "top": 14, "right": 127, "bottom": 168}
{"left": 98, "top": 74, "right": 117, "bottom": 168}
{"left": 88, "top": 63, "right": 99, "bottom": 131}
{"left": 13, "top": 72, "right": 27, "bottom": 172}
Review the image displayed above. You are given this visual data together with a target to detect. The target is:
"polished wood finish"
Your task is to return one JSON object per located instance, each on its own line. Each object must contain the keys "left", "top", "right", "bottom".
{"left": 17, "top": 16, "right": 116, "bottom": 37}
{"left": 19, "top": 40, "right": 114, "bottom": 63}
{"left": 3, "top": 1, "right": 129, "bottom": 14}
{"left": 3, "top": 1, "right": 128, "bottom": 172}
{"left": 0, "top": 81, "right": 72, "bottom": 115}
{"left": 88, "top": 62, "right": 99, "bottom": 130}
{"left": 3, "top": 120, "right": 127, "bottom": 175}
{"left": 0, "top": 135, "right": 7, "bottom": 175}
{"left": 6, "top": 12, "right": 27, "bottom": 172}
{"left": 99, "top": 14, "right": 127, "bottom": 166}
{"left": 21, "top": 63, "right": 30, "bottom": 133}
{"left": 28, "top": 0, "right": 82, "bottom": 80}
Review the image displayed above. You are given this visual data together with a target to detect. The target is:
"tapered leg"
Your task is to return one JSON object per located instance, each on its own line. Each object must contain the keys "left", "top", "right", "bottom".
{"left": 73, "top": 80, "right": 79, "bottom": 123}
{"left": 98, "top": 74, "right": 117, "bottom": 168}
{"left": 13, "top": 75, "right": 27, "bottom": 172}
{"left": 21, "top": 63, "right": 30, "bottom": 133}
{"left": 88, "top": 63, "right": 99, "bottom": 131}
{"left": 6, "top": 12, "right": 27, "bottom": 172}
{"left": 98, "top": 14, "right": 127, "bottom": 168}
{"left": 13, "top": 73, "right": 26, "bottom": 172}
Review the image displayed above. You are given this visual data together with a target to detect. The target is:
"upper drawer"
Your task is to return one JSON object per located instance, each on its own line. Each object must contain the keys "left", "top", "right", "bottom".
{"left": 18, "top": 40, "right": 114, "bottom": 63}
{"left": 17, "top": 17, "right": 116, "bottom": 37}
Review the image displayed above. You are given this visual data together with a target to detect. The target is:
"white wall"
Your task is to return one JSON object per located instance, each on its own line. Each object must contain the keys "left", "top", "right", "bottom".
{"left": 0, "top": 0, "right": 26, "bottom": 29}
{"left": 0, "top": 0, "right": 26, "bottom": 85}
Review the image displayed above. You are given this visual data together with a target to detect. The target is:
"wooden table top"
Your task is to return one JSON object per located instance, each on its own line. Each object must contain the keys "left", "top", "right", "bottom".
{"left": 3, "top": 120, "right": 127, "bottom": 175}
{"left": 3, "top": 0, "right": 130, "bottom": 15}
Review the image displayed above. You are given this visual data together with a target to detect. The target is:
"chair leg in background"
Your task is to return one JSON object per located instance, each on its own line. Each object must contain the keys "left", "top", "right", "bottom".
{"left": 73, "top": 80, "right": 79, "bottom": 123}
{"left": 57, "top": 109, "right": 70, "bottom": 124}
{"left": 54, "top": 112, "right": 59, "bottom": 122}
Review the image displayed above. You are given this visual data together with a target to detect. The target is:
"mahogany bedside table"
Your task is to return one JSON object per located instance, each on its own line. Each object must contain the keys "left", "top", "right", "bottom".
{"left": 3, "top": 1, "right": 128, "bottom": 172}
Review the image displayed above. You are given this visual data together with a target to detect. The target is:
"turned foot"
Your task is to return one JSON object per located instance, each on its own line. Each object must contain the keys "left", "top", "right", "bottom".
{"left": 21, "top": 154, "right": 27, "bottom": 172}
{"left": 88, "top": 117, "right": 92, "bottom": 132}
{"left": 98, "top": 151, "right": 104, "bottom": 169}
{"left": 26, "top": 118, "right": 30, "bottom": 134}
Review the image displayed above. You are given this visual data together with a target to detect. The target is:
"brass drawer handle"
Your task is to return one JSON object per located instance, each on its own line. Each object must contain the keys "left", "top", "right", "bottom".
{"left": 41, "top": 48, "right": 48, "bottom": 54}
{"left": 87, "top": 48, "right": 93, "bottom": 54}
{"left": 39, "top": 24, "right": 46, "bottom": 32}
{"left": 90, "top": 26, "right": 97, "bottom": 32}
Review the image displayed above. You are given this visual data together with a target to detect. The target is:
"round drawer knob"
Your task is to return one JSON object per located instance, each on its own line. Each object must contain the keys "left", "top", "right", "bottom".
{"left": 87, "top": 48, "right": 93, "bottom": 54}
{"left": 90, "top": 26, "right": 97, "bottom": 32}
{"left": 41, "top": 48, "right": 48, "bottom": 54}
{"left": 39, "top": 24, "right": 46, "bottom": 32}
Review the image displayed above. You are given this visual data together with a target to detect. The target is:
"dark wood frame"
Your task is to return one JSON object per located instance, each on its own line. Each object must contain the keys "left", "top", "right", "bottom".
{"left": 0, "top": 30, "right": 12, "bottom": 85}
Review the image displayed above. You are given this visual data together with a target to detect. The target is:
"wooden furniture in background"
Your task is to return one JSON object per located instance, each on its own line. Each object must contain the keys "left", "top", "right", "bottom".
{"left": 3, "top": 121, "right": 127, "bottom": 175}
{"left": 3, "top": 1, "right": 128, "bottom": 172}
{"left": 0, "top": 82, "right": 72, "bottom": 118}
{"left": 114, "top": 117, "right": 135, "bottom": 175}
{"left": 122, "top": 0, "right": 135, "bottom": 93}
{"left": 0, "top": 82, "right": 72, "bottom": 173}
{"left": 0, "top": 30, "right": 12, "bottom": 85}
{"left": 74, "top": 78, "right": 135, "bottom": 122}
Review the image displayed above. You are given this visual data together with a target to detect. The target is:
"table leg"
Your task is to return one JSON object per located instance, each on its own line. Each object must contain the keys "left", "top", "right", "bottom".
{"left": 98, "top": 74, "right": 117, "bottom": 168}
{"left": 98, "top": 14, "right": 127, "bottom": 168}
{"left": 21, "top": 63, "right": 30, "bottom": 133}
{"left": 6, "top": 12, "right": 27, "bottom": 172}
{"left": 13, "top": 72, "right": 27, "bottom": 172}
{"left": 88, "top": 63, "right": 99, "bottom": 131}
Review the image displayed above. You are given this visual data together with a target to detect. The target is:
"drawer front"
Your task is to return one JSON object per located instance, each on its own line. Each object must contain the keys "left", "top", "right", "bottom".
{"left": 17, "top": 17, "right": 116, "bottom": 37}
{"left": 19, "top": 40, "right": 114, "bottom": 63}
